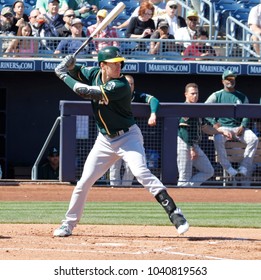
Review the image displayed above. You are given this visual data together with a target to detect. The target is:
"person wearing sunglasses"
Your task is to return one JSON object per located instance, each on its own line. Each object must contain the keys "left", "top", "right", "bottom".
{"left": 155, "top": 0, "right": 186, "bottom": 37}
{"left": 125, "top": 1, "right": 155, "bottom": 52}
{"left": 57, "top": 9, "right": 84, "bottom": 37}
{"left": 175, "top": 10, "right": 199, "bottom": 51}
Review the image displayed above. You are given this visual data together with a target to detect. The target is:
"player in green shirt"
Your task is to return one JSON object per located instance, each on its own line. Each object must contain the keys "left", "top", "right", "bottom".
{"left": 205, "top": 70, "right": 259, "bottom": 178}
{"left": 53, "top": 46, "right": 189, "bottom": 237}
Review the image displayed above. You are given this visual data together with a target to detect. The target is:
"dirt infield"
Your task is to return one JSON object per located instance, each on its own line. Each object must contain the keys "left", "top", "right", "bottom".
{"left": 1, "top": 184, "right": 261, "bottom": 260}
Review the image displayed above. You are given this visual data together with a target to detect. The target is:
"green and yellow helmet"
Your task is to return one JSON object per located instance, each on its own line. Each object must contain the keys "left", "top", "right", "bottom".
{"left": 98, "top": 46, "right": 125, "bottom": 67}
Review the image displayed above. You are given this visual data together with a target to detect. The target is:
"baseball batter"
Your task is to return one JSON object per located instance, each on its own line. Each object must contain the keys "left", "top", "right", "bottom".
{"left": 53, "top": 46, "right": 189, "bottom": 237}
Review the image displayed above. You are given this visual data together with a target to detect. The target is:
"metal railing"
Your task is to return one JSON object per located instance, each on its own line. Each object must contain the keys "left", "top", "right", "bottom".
{"left": 0, "top": 35, "right": 260, "bottom": 62}
{"left": 226, "top": 15, "right": 261, "bottom": 59}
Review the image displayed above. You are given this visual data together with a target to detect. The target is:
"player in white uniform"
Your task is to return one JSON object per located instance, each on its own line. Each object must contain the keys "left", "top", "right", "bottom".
{"left": 53, "top": 46, "right": 189, "bottom": 237}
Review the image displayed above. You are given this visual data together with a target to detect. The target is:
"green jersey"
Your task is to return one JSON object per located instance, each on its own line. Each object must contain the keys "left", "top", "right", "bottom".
{"left": 65, "top": 65, "right": 136, "bottom": 136}
{"left": 205, "top": 89, "right": 249, "bottom": 128}
{"left": 178, "top": 116, "right": 202, "bottom": 147}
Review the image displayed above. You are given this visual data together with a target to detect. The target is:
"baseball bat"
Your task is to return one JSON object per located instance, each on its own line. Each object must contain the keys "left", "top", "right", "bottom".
{"left": 73, "top": 2, "right": 126, "bottom": 57}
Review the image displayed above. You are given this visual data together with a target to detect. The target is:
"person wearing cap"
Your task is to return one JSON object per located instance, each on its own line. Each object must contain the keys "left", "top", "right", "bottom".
{"left": 0, "top": 7, "right": 17, "bottom": 52}
{"left": 38, "top": 147, "right": 60, "bottom": 179}
{"left": 54, "top": 18, "right": 87, "bottom": 56}
{"left": 175, "top": 9, "right": 199, "bottom": 50}
{"left": 67, "top": 0, "right": 99, "bottom": 19}
{"left": 0, "top": 7, "right": 16, "bottom": 34}
{"left": 247, "top": 2, "right": 261, "bottom": 56}
{"left": 205, "top": 70, "right": 259, "bottom": 178}
{"left": 87, "top": 9, "right": 118, "bottom": 55}
{"left": 155, "top": 0, "right": 186, "bottom": 37}
{"left": 53, "top": 46, "right": 189, "bottom": 237}
{"left": 36, "top": 0, "right": 69, "bottom": 15}
{"left": 149, "top": 20, "right": 175, "bottom": 55}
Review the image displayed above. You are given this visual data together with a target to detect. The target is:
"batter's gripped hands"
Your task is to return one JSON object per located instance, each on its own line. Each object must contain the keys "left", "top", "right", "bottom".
{"left": 55, "top": 55, "right": 76, "bottom": 80}
{"left": 63, "top": 55, "right": 76, "bottom": 70}
{"left": 148, "top": 113, "right": 157, "bottom": 126}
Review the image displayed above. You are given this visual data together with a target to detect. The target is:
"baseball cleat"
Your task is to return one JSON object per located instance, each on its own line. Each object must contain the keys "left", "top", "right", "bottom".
{"left": 170, "top": 208, "right": 189, "bottom": 235}
{"left": 53, "top": 224, "right": 72, "bottom": 237}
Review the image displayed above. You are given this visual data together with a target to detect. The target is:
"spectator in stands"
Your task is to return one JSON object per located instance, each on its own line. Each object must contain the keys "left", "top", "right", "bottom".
{"left": 86, "top": 9, "right": 118, "bottom": 55}
{"left": 109, "top": 74, "right": 160, "bottom": 186}
{"left": 175, "top": 10, "right": 199, "bottom": 51}
{"left": 38, "top": 147, "right": 60, "bottom": 180}
{"left": 155, "top": 0, "right": 186, "bottom": 37}
{"left": 54, "top": 18, "right": 87, "bottom": 56}
{"left": 5, "top": 22, "right": 38, "bottom": 57}
{"left": 67, "top": 0, "right": 99, "bottom": 19}
{"left": 149, "top": 20, "right": 176, "bottom": 55}
{"left": 182, "top": 27, "right": 216, "bottom": 60}
{"left": 113, "top": 0, "right": 165, "bottom": 30}
{"left": 0, "top": 7, "right": 17, "bottom": 51}
{"left": 57, "top": 8, "right": 77, "bottom": 37}
{"left": 0, "top": 164, "right": 2, "bottom": 179}
{"left": 248, "top": 3, "right": 261, "bottom": 57}
{"left": 177, "top": 83, "right": 214, "bottom": 187}
{"left": 36, "top": 0, "right": 69, "bottom": 15}
{"left": 125, "top": 1, "right": 155, "bottom": 52}
{"left": 36, "top": 0, "right": 65, "bottom": 52}
{"left": 205, "top": 70, "right": 259, "bottom": 178}
{"left": 13, "top": 0, "right": 29, "bottom": 25}
{"left": 28, "top": 9, "right": 41, "bottom": 36}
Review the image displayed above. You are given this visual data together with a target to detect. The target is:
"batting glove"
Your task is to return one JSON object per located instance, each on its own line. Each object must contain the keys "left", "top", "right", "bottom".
{"left": 55, "top": 55, "right": 76, "bottom": 80}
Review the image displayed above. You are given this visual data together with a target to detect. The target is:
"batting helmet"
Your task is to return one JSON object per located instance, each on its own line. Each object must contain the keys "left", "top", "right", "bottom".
{"left": 98, "top": 46, "right": 125, "bottom": 67}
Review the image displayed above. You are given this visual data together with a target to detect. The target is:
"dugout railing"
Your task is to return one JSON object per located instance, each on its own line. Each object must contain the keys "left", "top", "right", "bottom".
{"left": 58, "top": 101, "right": 261, "bottom": 188}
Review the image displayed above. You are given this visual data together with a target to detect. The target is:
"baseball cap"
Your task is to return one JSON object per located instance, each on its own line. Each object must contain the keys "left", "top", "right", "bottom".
{"left": 71, "top": 18, "right": 83, "bottom": 26}
{"left": 48, "top": 147, "right": 59, "bottom": 157}
{"left": 97, "top": 9, "right": 108, "bottom": 18}
{"left": 48, "top": 0, "right": 60, "bottom": 4}
{"left": 186, "top": 10, "right": 199, "bottom": 18}
{"left": 158, "top": 21, "right": 169, "bottom": 29}
{"left": 1, "top": 7, "right": 13, "bottom": 16}
{"left": 222, "top": 70, "right": 237, "bottom": 80}
{"left": 167, "top": 1, "right": 178, "bottom": 7}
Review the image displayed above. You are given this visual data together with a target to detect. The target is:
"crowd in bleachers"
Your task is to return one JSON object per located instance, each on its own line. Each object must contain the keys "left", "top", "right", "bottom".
{"left": 0, "top": 0, "right": 260, "bottom": 60}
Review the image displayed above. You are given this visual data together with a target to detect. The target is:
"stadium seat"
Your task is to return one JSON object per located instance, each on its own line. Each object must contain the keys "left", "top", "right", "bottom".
{"left": 214, "top": 2, "right": 245, "bottom": 35}
{"left": 110, "top": 14, "right": 129, "bottom": 28}
{"left": 82, "top": 14, "right": 97, "bottom": 28}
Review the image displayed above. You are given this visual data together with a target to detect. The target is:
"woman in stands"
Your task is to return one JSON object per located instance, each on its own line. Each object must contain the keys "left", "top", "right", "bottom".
{"left": 125, "top": 1, "right": 155, "bottom": 52}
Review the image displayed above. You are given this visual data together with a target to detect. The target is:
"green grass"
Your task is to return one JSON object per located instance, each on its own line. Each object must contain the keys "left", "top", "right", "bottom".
{"left": 0, "top": 201, "right": 260, "bottom": 228}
